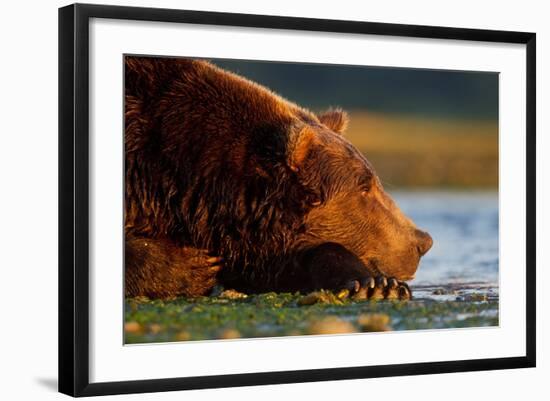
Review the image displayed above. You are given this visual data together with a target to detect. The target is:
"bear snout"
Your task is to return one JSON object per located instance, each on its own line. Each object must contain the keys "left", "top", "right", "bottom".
{"left": 414, "top": 229, "right": 433, "bottom": 256}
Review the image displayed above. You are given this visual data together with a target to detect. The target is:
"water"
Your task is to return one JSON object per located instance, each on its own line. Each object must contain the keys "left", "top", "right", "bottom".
{"left": 392, "top": 191, "right": 499, "bottom": 300}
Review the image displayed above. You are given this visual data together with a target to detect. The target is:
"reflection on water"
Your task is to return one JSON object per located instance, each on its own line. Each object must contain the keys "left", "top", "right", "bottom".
{"left": 393, "top": 191, "right": 498, "bottom": 288}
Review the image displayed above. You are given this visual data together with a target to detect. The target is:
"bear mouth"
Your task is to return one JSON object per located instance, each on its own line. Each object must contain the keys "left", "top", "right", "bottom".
{"left": 366, "top": 257, "right": 419, "bottom": 282}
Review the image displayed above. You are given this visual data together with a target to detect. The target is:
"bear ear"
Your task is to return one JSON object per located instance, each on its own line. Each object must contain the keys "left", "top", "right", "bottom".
{"left": 318, "top": 108, "right": 349, "bottom": 134}
{"left": 288, "top": 126, "right": 318, "bottom": 172}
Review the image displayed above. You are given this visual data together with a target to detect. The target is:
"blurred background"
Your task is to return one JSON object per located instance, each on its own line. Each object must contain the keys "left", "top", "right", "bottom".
{"left": 211, "top": 59, "right": 498, "bottom": 189}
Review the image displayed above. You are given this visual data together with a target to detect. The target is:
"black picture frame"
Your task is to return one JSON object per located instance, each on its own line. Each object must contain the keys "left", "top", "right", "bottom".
{"left": 58, "top": 3, "right": 536, "bottom": 397}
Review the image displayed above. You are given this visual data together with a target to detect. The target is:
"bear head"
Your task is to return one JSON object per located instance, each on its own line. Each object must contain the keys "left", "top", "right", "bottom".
{"left": 288, "top": 108, "right": 433, "bottom": 281}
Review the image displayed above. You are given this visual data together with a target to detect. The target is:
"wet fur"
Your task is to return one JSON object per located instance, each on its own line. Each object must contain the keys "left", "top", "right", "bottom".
{"left": 124, "top": 56, "right": 431, "bottom": 298}
{"left": 125, "top": 57, "right": 320, "bottom": 295}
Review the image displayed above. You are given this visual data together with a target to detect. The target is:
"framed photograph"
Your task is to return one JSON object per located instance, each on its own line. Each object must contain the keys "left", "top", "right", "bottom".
{"left": 58, "top": 3, "right": 536, "bottom": 397}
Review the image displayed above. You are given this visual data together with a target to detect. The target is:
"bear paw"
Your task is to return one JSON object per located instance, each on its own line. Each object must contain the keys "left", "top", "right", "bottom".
{"left": 178, "top": 247, "right": 224, "bottom": 296}
{"left": 182, "top": 247, "right": 223, "bottom": 271}
{"left": 348, "top": 275, "right": 411, "bottom": 301}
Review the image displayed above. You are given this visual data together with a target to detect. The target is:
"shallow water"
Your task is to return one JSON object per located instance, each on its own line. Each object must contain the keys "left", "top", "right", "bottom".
{"left": 393, "top": 191, "right": 499, "bottom": 300}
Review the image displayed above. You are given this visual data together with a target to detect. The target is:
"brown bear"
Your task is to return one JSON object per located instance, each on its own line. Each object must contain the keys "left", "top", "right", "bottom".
{"left": 124, "top": 56, "right": 433, "bottom": 300}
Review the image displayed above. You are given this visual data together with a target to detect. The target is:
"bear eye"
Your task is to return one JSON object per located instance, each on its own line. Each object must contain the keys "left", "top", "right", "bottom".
{"left": 360, "top": 183, "right": 371, "bottom": 196}
{"left": 310, "top": 194, "right": 322, "bottom": 206}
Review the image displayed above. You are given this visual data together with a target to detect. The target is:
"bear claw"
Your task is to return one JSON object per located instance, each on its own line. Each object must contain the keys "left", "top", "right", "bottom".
{"left": 184, "top": 248, "right": 224, "bottom": 272}
{"left": 206, "top": 256, "right": 224, "bottom": 264}
{"left": 351, "top": 275, "right": 411, "bottom": 301}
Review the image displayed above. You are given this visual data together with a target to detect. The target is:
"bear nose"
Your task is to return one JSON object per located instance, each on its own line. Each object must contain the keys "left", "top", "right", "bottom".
{"left": 415, "top": 229, "right": 433, "bottom": 256}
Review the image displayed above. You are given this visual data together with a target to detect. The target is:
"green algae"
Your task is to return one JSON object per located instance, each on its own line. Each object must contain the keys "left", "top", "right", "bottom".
{"left": 124, "top": 288, "right": 498, "bottom": 344}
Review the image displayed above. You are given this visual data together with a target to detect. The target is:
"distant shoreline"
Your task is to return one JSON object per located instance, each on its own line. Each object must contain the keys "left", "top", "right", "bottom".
{"left": 347, "top": 111, "right": 498, "bottom": 189}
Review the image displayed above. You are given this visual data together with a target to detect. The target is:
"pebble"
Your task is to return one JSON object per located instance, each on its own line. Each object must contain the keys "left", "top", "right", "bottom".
{"left": 357, "top": 313, "right": 392, "bottom": 332}
{"left": 175, "top": 330, "right": 191, "bottom": 341}
{"left": 219, "top": 328, "right": 241, "bottom": 339}
{"left": 432, "top": 288, "right": 459, "bottom": 295}
{"left": 220, "top": 289, "right": 248, "bottom": 300}
{"left": 456, "top": 293, "right": 488, "bottom": 302}
{"left": 124, "top": 321, "right": 142, "bottom": 334}
{"left": 308, "top": 317, "right": 357, "bottom": 335}
{"left": 298, "top": 291, "right": 342, "bottom": 306}
{"left": 149, "top": 323, "right": 163, "bottom": 334}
